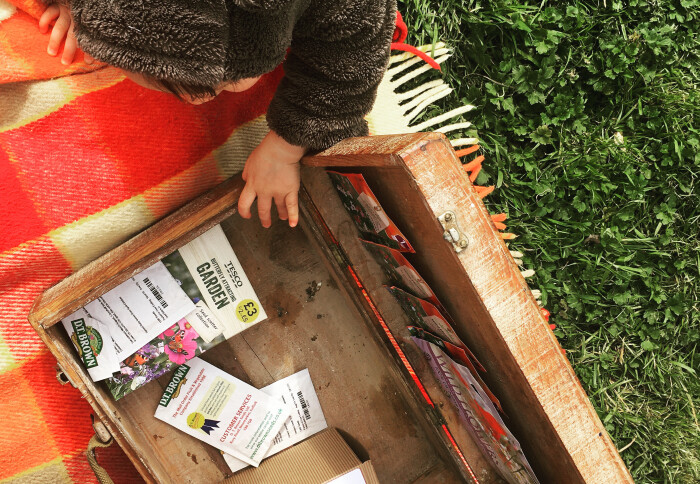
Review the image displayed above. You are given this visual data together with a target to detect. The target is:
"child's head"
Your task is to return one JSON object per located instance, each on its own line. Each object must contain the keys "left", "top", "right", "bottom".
{"left": 121, "top": 71, "right": 261, "bottom": 104}
{"left": 70, "top": 0, "right": 254, "bottom": 103}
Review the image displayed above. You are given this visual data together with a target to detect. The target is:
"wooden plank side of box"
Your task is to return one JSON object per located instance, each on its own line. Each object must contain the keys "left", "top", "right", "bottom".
{"left": 304, "top": 133, "right": 633, "bottom": 484}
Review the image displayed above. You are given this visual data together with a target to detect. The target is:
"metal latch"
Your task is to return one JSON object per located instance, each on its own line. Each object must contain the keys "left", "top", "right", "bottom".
{"left": 438, "top": 211, "right": 468, "bottom": 253}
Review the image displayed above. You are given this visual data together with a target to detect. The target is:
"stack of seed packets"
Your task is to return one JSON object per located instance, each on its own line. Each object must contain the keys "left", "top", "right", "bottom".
{"left": 329, "top": 170, "right": 528, "bottom": 478}
{"left": 156, "top": 359, "right": 327, "bottom": 469}
{"left": 61, "top": 224, "right": 267, "bottom": 399}
{"left": 328, "top": 172, "right": 414, "bottom": 253}
{"left": 412, "top": 338, "right": 539, "bottom": 484}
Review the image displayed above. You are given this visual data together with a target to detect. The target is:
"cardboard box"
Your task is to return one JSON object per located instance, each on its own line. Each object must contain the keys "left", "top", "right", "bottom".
{"left": 225, "top": 428, "right": 379, "bottom": 484}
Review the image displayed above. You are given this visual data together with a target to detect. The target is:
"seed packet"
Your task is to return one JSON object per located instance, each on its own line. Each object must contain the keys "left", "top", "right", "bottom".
{"left": 412, "top": 337, "right": 538, "bottom": 484}
{"left": 176, "top": 224, "right": 267, "bottom": 339}
{"left": 155, "top": 357, "right": 291, "bottom": 467}
{"left": 223, "top": 369, "right": 327, "bottom": 472}
{"left": 62, "top": 313, "right": 120, "bottom": 381}
{"left": 328, "top": 172, "right": 414, "bottom": 252}
{"left": 388, "top": 286, "right": 484, "bottom": 372}
{"left": 61, "top": 261, "right": 197, "bottom": 381}
{"left": 64, "top": 223, "right": 266, "bottom": 397}
{"left": 408, "top": 326, "right": 501, "bottom": 413}
{"left": 104, "top": 302, "right": 226, "bottom": 400}
{"left": 361, "top": 240, "right": 445, "bottom": 314}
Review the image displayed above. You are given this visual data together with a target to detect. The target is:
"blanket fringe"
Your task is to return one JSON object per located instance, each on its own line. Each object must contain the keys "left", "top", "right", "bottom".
{"left": 374, "top": 41, "right": 548, "bottom": 316}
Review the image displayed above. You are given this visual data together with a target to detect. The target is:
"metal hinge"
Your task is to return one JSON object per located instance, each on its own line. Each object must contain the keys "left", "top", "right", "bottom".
{"left": 438, "top": 211, "right": 468, "bottom": 253}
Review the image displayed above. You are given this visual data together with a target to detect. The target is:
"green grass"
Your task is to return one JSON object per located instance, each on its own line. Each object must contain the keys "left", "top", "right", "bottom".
{"left": 397, "top": 0, "right": 700, "bottom": 481}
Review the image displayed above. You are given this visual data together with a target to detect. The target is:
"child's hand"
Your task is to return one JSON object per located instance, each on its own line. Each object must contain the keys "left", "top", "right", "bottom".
{"left": 39, "top": 4, "right": 93, "bottom": 65}
{"left": 238, "top": 131, "right": 306, "bottom": 228}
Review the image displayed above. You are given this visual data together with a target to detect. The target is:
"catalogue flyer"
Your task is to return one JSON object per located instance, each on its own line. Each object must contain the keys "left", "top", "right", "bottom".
{"left": 63, "top": 224, "right": 267, "bottom": 398}
{"left": 155, "top": 358, "right": 291, "bottom": 467}
{"left": 223, "top": 369, "right": 327, "bottom": 472}
{"left": 177, "top": 225, "right": 266, "bottom": 338}
{"left": 328, "top": 172, "right": 414, "bottom": 252}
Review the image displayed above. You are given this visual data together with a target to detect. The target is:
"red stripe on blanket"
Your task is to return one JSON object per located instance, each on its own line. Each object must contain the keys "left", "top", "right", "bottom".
{"left": 0, "top": 236, "right": 71, "bottom": 359}
{"left": 83, "top": 73, "right": 279, "bottom": 194}
{"left": 2, "top": 105, "right": 132, "bottom": 229}
{"left": 0, "top": 149, "right": 49, "bottom": 253}
{"left": 21, "top": 350, "right": 95, "bottom": 455}
{"left": 0, "top": 67, "right": 283, "bottom": 233}
{"left": 0, "top": 363, "right": 61, "bottom": 479}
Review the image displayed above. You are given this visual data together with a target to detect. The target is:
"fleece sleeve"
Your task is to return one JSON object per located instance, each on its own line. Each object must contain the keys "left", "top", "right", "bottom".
{"left": 265, "top": 0, "right": 397, "bottom": 151}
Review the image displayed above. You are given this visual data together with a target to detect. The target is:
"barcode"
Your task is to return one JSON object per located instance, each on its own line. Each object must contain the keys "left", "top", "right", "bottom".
{"left": 297, "top": 391, "right": 311, "bottom": 420}
{"left": 143, "top": 277, "right": 168, "bottom": 308}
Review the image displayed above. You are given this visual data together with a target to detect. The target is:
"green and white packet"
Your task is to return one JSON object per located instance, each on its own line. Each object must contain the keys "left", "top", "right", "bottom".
{"left": 61, "top": 310, "right": 120, "bottom": 381}
{"left": 155, "top": 357, "right": 290, "bottom": 467}
{"left": 223, "top": 369, "right": 327, "bottom": 472}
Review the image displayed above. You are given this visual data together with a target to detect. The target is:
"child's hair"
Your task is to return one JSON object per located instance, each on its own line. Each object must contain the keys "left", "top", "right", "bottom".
{"left": 152, "top": 79, "right": 218, "bottom": 101}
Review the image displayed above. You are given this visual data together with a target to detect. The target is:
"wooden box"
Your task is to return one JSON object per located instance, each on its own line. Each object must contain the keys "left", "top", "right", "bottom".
{"left": 29, "top": 133, "right": 632, "bottom": 483}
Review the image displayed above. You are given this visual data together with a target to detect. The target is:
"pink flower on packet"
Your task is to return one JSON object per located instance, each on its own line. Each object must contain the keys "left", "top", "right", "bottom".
{"left": 160, "top": 320, "right": 199, "bottom": 365}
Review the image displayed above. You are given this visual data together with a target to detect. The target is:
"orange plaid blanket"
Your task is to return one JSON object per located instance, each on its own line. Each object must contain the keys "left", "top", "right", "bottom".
{"left": 1, "top": 1, "right": 283, "bottom": 481}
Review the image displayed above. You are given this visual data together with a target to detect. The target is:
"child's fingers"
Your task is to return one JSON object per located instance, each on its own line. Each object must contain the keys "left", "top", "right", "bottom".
{"left": 237, "top": 183, "right": 257, "bottom": 219}
{"left": 257, "top": 196, "right": 272, "bottom": 228}
{"left": 274, "top": 196, "right": 288, "bottom": 221}
{"left": 39, "top": 5, "right": 60, "bottom": 35}
{"left": 61, "top": 23, "right": 78, "bottom": 65}
{"left": 285, "top": 192, "right": 299, "bottom": 228}
{"left": 47, "top": 14, "right": 71, "bottom": 56}
{"left": 84, "top": 52, "right": 95, "bottom": 65}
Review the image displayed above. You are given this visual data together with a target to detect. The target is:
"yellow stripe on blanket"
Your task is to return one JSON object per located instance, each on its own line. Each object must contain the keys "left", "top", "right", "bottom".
{"left": 0, "top": 67, "right": 124, "bottom": 133}
{"left": 49, "top": 196, "right": 154, "bottom": 271}
{"left": 0, "top": 333, "right": 15, "bottom": 373}
{"left": 212, "top": 116, "right": 269, "bottom": 178}
{"left": 3, "top": 456, "right": 71, "bottom": 484}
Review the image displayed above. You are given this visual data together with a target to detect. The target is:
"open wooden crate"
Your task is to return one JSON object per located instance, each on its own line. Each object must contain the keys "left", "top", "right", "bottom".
{"left": 29, "top": 133, "right": 632, "bottom": 483}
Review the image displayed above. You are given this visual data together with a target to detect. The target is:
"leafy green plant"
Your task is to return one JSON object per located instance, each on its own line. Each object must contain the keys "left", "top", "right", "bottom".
{"left": 399, "top": 0, "right": 700, "bottom": 481}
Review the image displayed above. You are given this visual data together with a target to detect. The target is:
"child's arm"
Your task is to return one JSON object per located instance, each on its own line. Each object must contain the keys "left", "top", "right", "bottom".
{"left": 238, "top": 0, "right": 395, "bottom": 227}
{"left": 265, "top": 0, "right": 396, "bottom": 150}
{"left": 39, "top": 3, "right": 93, "bottom": 65}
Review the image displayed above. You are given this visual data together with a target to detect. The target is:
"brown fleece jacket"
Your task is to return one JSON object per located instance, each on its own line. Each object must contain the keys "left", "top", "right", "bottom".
{"left": 63, "top": 0, "right": 397, "bottom": 151}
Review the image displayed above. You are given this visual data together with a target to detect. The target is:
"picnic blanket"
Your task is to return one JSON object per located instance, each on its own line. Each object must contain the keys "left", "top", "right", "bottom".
{"left": 0, "top": 1, "right": 519, "bottom": 482}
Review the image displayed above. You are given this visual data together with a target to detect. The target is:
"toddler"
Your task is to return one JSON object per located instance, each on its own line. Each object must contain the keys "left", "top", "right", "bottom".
{"left": 39, "top": 0, "right": 396, "bottom": 228}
